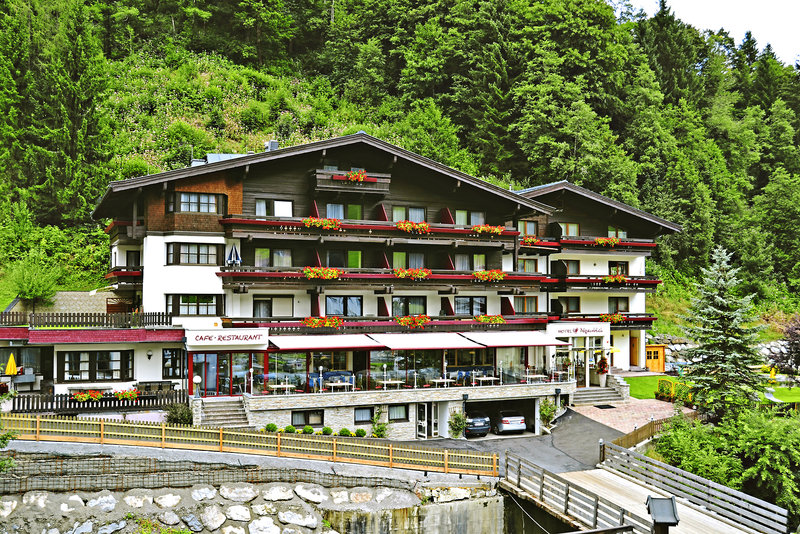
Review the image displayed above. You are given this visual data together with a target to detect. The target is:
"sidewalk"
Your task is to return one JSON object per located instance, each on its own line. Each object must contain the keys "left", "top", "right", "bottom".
{"left": 571, "top": 398, "right": 694, "bottom": 434}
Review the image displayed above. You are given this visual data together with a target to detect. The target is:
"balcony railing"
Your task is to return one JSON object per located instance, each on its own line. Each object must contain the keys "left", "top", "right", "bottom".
{"left": 104, "top": 266, "right": 143, "bottom": 283}
{"left": 225, "top": 314, "right": 550, "bottom": 334}
{"left": 541, "top": 275, "right": 661, "bottom": 291}
{"left": 218, "top": 266, "right": 545, "bottom": 288}
{"left": 0, "top": 312, "right": 172, "bottom": 328}
{"left": 554, "top": 313, "right": 656, "bottom": 327}
{"left": 314, "top": 169, "right": 392, "bottom": 194}
{"left": 557, "top": 235, "right": 657, "bottom": 249}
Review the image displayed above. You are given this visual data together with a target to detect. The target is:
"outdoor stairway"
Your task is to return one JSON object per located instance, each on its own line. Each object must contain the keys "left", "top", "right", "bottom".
{"left": 198, "top": 398, "right": 250, "bottom": 428}
{"left": 571, "top": 387, "right": 625, "bottom": 406}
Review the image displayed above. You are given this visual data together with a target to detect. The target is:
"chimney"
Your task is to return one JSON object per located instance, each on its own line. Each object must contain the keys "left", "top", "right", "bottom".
{"left": 264, "top": 140, "right": 279, "bottom": 152}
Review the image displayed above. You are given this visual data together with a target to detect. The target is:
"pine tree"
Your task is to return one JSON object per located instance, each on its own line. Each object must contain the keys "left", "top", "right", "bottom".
{"left": 682, "top": 247, "right": 764, "bottom": 418}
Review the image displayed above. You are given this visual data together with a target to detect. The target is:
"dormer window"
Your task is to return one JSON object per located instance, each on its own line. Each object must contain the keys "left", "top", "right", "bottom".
{"left": 608, "top": 226, "right": 627, "bottom": 238}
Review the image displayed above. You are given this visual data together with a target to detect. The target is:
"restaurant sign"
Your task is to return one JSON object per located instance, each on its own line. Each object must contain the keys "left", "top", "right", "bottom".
{"left": 186, "top": 328, "right": 268, "bottom": 347}
{"left": 547, "top": 322, "right": 609, "bottom": 337}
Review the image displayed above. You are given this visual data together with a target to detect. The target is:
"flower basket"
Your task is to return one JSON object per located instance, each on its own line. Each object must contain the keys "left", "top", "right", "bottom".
{"left": 395, "top": 315, "right": 431, "bottom": 329}
{"left": 521, "top": 236, "right": 540, "bottom": 246}
{"left": 599, "top": 313, "right": 624, "bottom": 323}
{"left": 396, "top": 220, "right": 430, "bottom": 234}
{"left": 593, "top": 237, "right": 621, "bottom": 247}
{"left": 471, "top": 224, "right": 504, "bottom": 235}
{"left": 113, "top": 389, "right": 139, "bottom": 401}
{"left": 596, "top": 356, "right": 608, "bottom": 374}
{"left": 303, "top": 266, "right": 342, "bottom": 280}
{"left": 302, "top": 217, "right": 341, "bottom": 230}
{"left": 601, "top": 274, "right": 627, "bottom": 284}
{"left": 473, "top": 270, "right": 506, "bottom": 282}
{"left": 302, "top": 316, "right": 343, "bottom": 329}
{"left": 474, "top": 315, "right": 506, "bottom": 324}
{"left": 393, "top": 267, "right": 432, "bottom": 280}
{"left": 72, "top": 390, "right": 103, "bottom": 402}
{"left": 345, "top": 169, "right": 367, "bottom": 182}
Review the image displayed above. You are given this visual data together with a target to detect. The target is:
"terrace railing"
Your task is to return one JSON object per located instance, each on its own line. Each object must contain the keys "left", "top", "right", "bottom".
{"left": 0, "top": 312, "right": 172, "bottom": 328}
{"left": 10, "top": 390, "right": 188, "bottom": 414}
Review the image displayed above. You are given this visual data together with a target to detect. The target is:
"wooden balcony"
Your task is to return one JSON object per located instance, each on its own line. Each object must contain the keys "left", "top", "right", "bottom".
{"left": 557, "top": 235, "right": 657, "bottom": 251}
{"left": 104, "top": 266, "right": 143, "bottom": 288}
{"left": 0, "top": 312, "right": 172, "bottom": 328}
{"left": 554, "top": 313, "right": 656, "bottom": 329}
{"left": 218, "top": 266, "right": 545, "bottom": 290}
{"left": 313, "top": 169, "right": 391, "bottom": 195}
{"left": 224, "top": 314, "right": 550, "bottom": 334}
{"left": 541, "top": 275, "right": 661, "bottom": 292}
{"left": 104, "top": 220, "right": 145, "bottom": 242}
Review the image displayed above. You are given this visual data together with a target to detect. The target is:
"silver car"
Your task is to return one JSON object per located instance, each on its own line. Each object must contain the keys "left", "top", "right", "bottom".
{"left": 493, "top": 410, "right": 526, "bottom": 434}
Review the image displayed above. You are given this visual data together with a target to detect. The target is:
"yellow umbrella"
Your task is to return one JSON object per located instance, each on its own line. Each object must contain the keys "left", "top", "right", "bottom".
{"left": 4, "top": 353, "right": 17, "bottom": 376}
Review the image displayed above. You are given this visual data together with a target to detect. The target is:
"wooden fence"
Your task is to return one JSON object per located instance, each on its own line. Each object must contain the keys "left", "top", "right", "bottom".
{"left": 28, "top": 312, "right": 171, "bottom": 328}
{"left": 610, "top": 412, "right": 700, "bottom": 449}
{"left": 0, "top": 414, "right": 498, "bottom": 477}
{"left": 601, "top": 441, "right": 788, "bottom": 534}
{"left": 502, "top": 453, "right": 652, "bottom": 534}
{"left": 10, "top": 390, "right": 188, "bottom": 414}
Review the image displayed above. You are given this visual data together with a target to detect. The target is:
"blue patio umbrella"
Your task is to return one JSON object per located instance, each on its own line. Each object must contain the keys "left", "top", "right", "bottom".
{"left": 226, "top": 244, "right": 242, "bottom": 266}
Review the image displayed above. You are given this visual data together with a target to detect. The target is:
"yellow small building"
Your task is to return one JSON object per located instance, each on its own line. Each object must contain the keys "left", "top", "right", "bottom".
{"left": 645, "top": 344, "right": 666, "bottom": 373}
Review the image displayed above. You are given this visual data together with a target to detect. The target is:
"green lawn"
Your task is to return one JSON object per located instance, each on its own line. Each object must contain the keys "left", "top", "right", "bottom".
{"left": 624, "top": 375, "right": 676, "bottom": 399}
{"left": 765, "top": 387, "right": 800, "bottom": 402}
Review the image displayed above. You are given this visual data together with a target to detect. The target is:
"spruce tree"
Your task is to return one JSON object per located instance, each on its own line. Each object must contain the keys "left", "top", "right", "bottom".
{"left": 682, "top": 246, "right": 764, "bottom": 417}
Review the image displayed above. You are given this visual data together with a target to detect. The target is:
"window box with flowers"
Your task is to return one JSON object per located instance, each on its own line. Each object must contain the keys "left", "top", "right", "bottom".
{"left": 331, "top": 169, "right": 379, "bottom": 183}
{"left": 113, "top": 389, "right": 139, "bottom": 401}
{"left": 599, "top": 313, "right": 625, "bottom": 323}
{"left": 303, "top": 267, "right": 342, "bottom": 280}
{"left": 302, "top": 217, "right": 341, "bottom": 230}
{"left": 601, "top": 274, "right": 627, "bottom": 284}
{"left": 521, "top": 236, "right": 540, "bottom": 246}
{"left": 393, "top": 268, "right": 432, "bottom": 280}
{"left": 72, "top": 390, "right": 104, "bottom": 402}
{"left": 474, "top": 315, "right": 506, "bottom": 324}
{"left": 302, "top": 316, "right": 344, "bottom": 329}
{"left": 395, "top": 315, "right": 431, "bottom": 329}
{"left": 593, "top": 237, "right": 621, "bottom": 247}
{"left": 473, "top": 270, "right": 506, "bottom": 282}
{"left": 396, "top": 220, "right": 430, "bottom": 234}
{"left": 471, "top": 224, "right": 504, "bottom": 235}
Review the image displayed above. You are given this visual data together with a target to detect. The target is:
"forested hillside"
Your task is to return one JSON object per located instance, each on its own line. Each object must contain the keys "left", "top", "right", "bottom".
{"left": 1, "top": 0, "right": 799, "bottom": 331}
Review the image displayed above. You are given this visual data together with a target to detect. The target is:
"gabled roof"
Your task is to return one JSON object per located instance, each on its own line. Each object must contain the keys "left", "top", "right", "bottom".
{"left": 93, "top": 133, "right": 554, "bottom": 218}
{"left": 517, "top": 180, "right": 681, "bottom": 233}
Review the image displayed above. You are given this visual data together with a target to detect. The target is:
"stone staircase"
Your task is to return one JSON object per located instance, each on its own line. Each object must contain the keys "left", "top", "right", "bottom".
{"left": 571, "top": 387, "right": 625, "bottom": 406}
{"left": 197, "top": 398, "right": 250, "bottom": 428}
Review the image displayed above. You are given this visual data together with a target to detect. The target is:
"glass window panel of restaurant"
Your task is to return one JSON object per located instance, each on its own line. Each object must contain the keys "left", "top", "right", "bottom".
{"left": 496, "top": 347, "right": 524, "bottom": 381}
{"left": 312, "top": 352, "right": 348, "bottom": 373}
{"left": 369, "top": 349, "right": 400, "bottom": 387}
{"left": 405, "top": 350, "right": 441, "bottom": 387}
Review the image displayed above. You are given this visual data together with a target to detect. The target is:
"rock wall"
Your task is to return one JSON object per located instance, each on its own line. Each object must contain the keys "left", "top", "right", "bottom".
{"left": 646, "top": 334, "right": 786, "bottom": 364}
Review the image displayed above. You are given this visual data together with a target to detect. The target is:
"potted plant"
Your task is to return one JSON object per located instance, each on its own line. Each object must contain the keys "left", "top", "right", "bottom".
{"left": 596, "top": 355, "right": 609, "bottom": 387}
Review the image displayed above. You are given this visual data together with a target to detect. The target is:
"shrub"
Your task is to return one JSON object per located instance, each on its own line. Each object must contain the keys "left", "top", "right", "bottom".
{"left": 165, "top": 403, "right": 193, "bottom": 425}
{"left": 540, "top": 398, "right": 557, "bottom": 427}
{"left": 322, "top": 426, "right": 333, "bottom": 435}
{"left": 338, "top": 428, "right": 351, "bottom": 437}
{"left": 371, "top": 408, "right": 388, "bottom": 438}
{"left": 302, "top": 425, "right": 314, "bottom": 434}
{"left": 355, "top": 428, "right": 367, "bottom": 437}
{"left": 240, "top": 100, "right": 270, "bottom": 132}
{"left": 448, "top": 411, "right": 467, "bottom": 437}
{"left": 284, "top": 425, "right": 296, "bottom": 434}
{"left": 264, "top": 423, "right": 278, "bottom": 432}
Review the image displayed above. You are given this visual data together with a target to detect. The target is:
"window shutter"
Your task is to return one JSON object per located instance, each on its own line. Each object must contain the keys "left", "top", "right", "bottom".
{"left": 216, "top": 295, "right": 225, "bottom": 316}
{"left": 217, "top": 245, "right": 225, "bottom": 266}
{"left": 219, "top": 195, "right": 228, "bottom": 215}
{"left": 56, "top": 353, "right": 64, "bottom": 383}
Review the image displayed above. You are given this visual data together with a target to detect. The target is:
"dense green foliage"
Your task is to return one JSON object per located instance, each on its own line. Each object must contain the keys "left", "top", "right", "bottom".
{"left": 1, "top": 0, "right": 800, "bottom": 322}
{"left": 657, "top": 410, "right": 800, "bottom": 529}
{"left": 682, "top": 247, "right": 764, "bottom": 417}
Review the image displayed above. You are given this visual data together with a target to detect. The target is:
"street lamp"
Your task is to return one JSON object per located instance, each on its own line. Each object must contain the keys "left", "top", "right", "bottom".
{"left": 192, "top": 375, "right": 202, "bottom": 398}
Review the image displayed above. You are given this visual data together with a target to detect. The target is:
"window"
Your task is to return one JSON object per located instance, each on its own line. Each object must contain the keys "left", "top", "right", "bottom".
{"left": 59, "top": 350, "right": 133, "bottom": 382}
{"left": 608, "top": 226, "right": 627, "bottom": 238}
{"left": 255, "top": 199, "right": 293, "bottom": 218}
{"left": 388, "top": 404, "right": 408, "bottom": 421}
{"left": 272, "top": 249, "right": 292, "bottom": 267}
{"left": 255, "top": 199, "right": 268, "bottom": 217}
{"left": 126, "top": 250, "right": 141, "bottom": 267}
{"left": 326, "top": 296, "right": 363, "bottom": 316}
{"left": 393, "top": 252, "right": 424, "bottom": 269}
{"left": 162, "top": 349, "right": 186, "bottom": 379}
{"left": 166, "top": 295, "right": 223, "bottom": 316}
{"left": 168, "top": 192, "right": 223, "bottom": 214}
{"left": 561, "top": 297, "right": 580, "bottom": 313}
{"left": 609, "top": 261, "right": 629, "bottom": 276}
{"left": 517, "top": 258, "right": 538, "bottom": 273}
{"left": 455, "top": 210, "right": 468, "bottom": 226}
{"left": 255, "top": 248, "right": 271, "bottom": 268}
{"left": 253, "top": 298, "right": 272, "bottom": 318}
{"left": 454, "top": 254, "right": 485, "bottom": 271}
{"left": 609, "top": 297, "right": 629, "bottom": 313}
{"left": 559, "top": 222, "right": 579, "bottom": 236}
{"left": 253, "top": 296, "right": 293, "bottom": 317}
{"left": 326, "top": 203, "right": 362, "bottom": 220}
{"left": 292, "top": 410, "right": 324, "bottom": 427}
{"left": 392, "top": 296, "right": 426, "bottom": 316}
{"left": 274, "top": 200, "right": 293, "bottom": 217}
{"left": 355, "top": 407, "right": 374, "bottom": 424}
{"left": 518, "top": 220, "right": 538, "bottom": 236}
{"left": 455, "top": 296, "right": 487, "bottom": 315}
{"left": 514, "top": 296, "right": 538, "bottom": 314}
{"left": 167, "top": 243, "right": 222, "bottom": 265}
{"left": 455, "top": 210, "right": 486, "bottom": 226}
{"left": 392, "top": 206, "right": 425, "bottom": 222}
{"left": 473, "top": 254, "right": 486, "bottom": 271}
{"left": 327, "top": 250, "right": 362, "bottom": 268}
{"left": 564, "top": 260, "right": 580, "bottom": 275}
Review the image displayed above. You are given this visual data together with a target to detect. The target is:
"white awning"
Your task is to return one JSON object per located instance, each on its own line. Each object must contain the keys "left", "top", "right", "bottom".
{"left": 460, "top": 331, "right": 571, "bottom": 348}
{"left": 269, "top": 334, "right": 384, "bottom": 351}
{"left": 367, "top": 333, "right": 483, "bottom": 350}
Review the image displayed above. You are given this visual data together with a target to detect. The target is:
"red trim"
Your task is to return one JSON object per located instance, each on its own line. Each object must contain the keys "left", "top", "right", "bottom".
{"left": 232, "top": 317, "right": 549, "bottom": 329}
{"left": 540, "top": 277, "right": 661, "bottom": 285}
{"left": 441, "top": 296, "right": 455, "bottom": 316}
{"left": 501, "top": 297, "right": 515, "bottom": 316}
{"left": 559, "top": 239, "right": 657, "bottom": 248}
{"left": 520, "top": 241, "right": 560, "bottom": 248}
{"left": 331, "top": 174, "right": 379, "bottom": 183}
{"left": 28, "top": 329, "right": 185, "bottom": 344}
{"left": 377, "top": 204, "right": 389, "bottom": 221}
{"left": 104, "top": 270, "right": 143, "bottom": 279}
{"left": 556, "top": 316, "right": 655, "bottom": 323}
{"left": 217, "top": 271, "right": 547, "bottom": 282}
{"left": 439, "top": 207, "right": 455, "bottom": 225}
{"left": 311, "top": 200, "right": 320, "bottom": 218}
{"left": 0, "top": 327, "right": 30, "bottom": 340}
{"left": 378, "top": 297, "right": 390, "bottom": 317}
{"left": 220, "top": 218, "right": 520, "bottom": 236}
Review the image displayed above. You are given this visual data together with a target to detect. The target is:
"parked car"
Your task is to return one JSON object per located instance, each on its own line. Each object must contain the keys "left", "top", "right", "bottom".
{"left": 464, "top": 411, "right": 491, "bottom": 437}
{"left": 493, "top": 410, "right": 526, "bottom": 435}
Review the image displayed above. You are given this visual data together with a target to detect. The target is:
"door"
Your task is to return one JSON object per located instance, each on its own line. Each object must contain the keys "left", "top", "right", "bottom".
{"left": 630, "top": 336, "right": 639, "bottom": 367}
{"left": 417, "top": 403, "right": 427, "bottom": 439}
{"left": 430, "top": 402, "right": 439, "bottom": 437}
{"left": 232, "top": 352, "right": 250, "bottom": 394}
